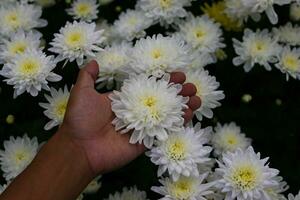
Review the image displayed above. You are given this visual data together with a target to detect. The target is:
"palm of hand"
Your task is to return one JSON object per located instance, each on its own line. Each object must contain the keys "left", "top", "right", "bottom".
{"left": 62, "top": 85, "right": 143, "bottom": 174}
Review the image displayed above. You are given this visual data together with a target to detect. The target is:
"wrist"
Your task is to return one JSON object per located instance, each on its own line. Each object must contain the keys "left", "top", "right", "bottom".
{"left": 53, "top": 127, "right": 95, "bottom": 180}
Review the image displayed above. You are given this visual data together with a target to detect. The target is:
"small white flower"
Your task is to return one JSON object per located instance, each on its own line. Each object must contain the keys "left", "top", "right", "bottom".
{"left": 83, "top": 175, "right": 102, "bottom": 194}
{"left": 76, "top": 194, "right": 84, "bottom": 200}
{"left": 137, "top": 0, "right": 192, "bottom": 26}
{"left": 264, "top": 176, "right": 288, "bottom": 200}
{"left": 275, "top": 46, "right": 300, "bottom": 81}
{"left": 66, "top": 0, "right": 99, "bottom": 22}
{"left": 287, "top": 191, "right": 300, "bottom": 200}
{"left": 233, "top": 29, "right": 280, "bottom": 72}
{"left": 129, "top": 34, "right": 191, "bottom": 77}
{"left": 0, "top": 182, "right": 9, "bottom": 195}
{"left": 39, "top": 85, "right": 70, "bottom": 130}
{"left": 225, "top": 0, "right": 258, "bottom": 25}
{"left": 0, "top": 3, "right": 47, "bottom": 36}
{"left": 0, "top": 49, "right": 62, "bottom": 98}
{"left": 211, "top": 122, "right": 252, "bottom": 156}
{"left": 147, "top": 123, "right": 212, "bottom": 181}
{"left": 216, "top": 146, "right": 280, "bottom": 200}
{"left": 290, "top": 3, "right": 300, "bottom": 21}
{"left": 0, "top": 30, "right": 42, "bottom": 64}
{"left": 95, "top": 42, "right": 132, "bottom": 89}
{"left": 273, "top": 23, "right": 300, "bottom": 46}
{"left": 49, "top": 21, "right": 105, "bottom": 66}
{"left": 188, "top": 51, "right": 216, "bottom": 70}
{"left": 112, "top": 9, "right": 153, "bottom": 41}
{"left": 185, "top": 69, "right": 225, "bottom": 121}
{"left": 109, "top": 74, "right": 188, "bottom": 148}
{"left": 105, "top": 186, "right": 148, "bottom": 200}
{"left": 152, "top": 173, "right": 214, "bottom": 200}
{"left": 178, "top": 15, "right": 225, "bottom": 54}
{"left": 96, "top": 19, "right": 114, "bottom": 45}
{"left": 240, "top": 0, "right": 291, "bottom": 24}
{"left": 0, "top": 134, "right": 39, "bottom": 181}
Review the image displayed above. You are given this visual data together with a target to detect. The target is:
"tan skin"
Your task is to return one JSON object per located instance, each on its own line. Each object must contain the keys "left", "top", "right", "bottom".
{"left": 0, "top": 60, "right": 201, "bottom": 200}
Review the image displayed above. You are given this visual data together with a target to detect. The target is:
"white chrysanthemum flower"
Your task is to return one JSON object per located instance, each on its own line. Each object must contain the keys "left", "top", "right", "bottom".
{"left": 0, "top": 30, "right": 41, "bottom": 64}
{"left": 129, "top": 34, "right": 191, "bottom": 77}
{"left": 216, "top": 146, "right": 280, "bottom": 200}
{"left": 188, "top": 51, "right": 216, "bottom": 70}
{"left": 264, "top": 176, "right": 288, "bottom": 200}
{"left": 39, "top": 86, "right": 70, "bottom": 130}
{"left": 76, "top": 194, "right": 84, "bottom": 200}
{"left": 112, "top": 9, "right": 153, "bottom": 41}
{"left": 240, "top": 0, "right": 291, "bottom": 24}
{"left": 205, "top": 173, "right": 226, "bottom": 200}
{"left": 287, "top": 191, "right": 300, "bottom": 200}
{"left": 96, "top": 19, "right": 114, "bottom": 45}
{"left": 137, "top": 0, "right": 192, "bottom": 26}
{"left": 0, "top": 3, "right": 47, "bottom": 36}
{"left": 290, "top": 3, "right": 300, "bottom": 21}
{"left": 0, "top": 49, "right": 62, "bottom": 98}
{"left": 233, "top": 29, "right": 280, "bottom": 72}
{"left": 95, "top": 42, "right": 132, "bottom": 89}
{"left": 83, "top": 175, "right": 102, "bottom": 194}
{"left": 49, "top": 21, "right": 105, "bottom": 66}
{"left": 0, "top": 134, "right": 39, "bottom": 181}
{"left": 275, "top": 46, "right": 300, "bottom": 81}
{"left": 109, "top": 74, "right": 188, "bottom": 148}
{"left": 105, "top": 186, "right": 148, "bottom": 200}
{"left": 211, "top": 122, "right": 252, "bottom": 156}
{"left": 273, "top": 23, "right": 300, "bottom": 46}
{"left": 152, "top": 173, "right": 214, "bottom": 200}
{"left": 0, "top": 183, "right": 9, "bottom": 195}
{"left": 185, "top": 69, "right": 225, "bottom": 121}
{"left": 225, "top": 0, "right": 258, "bottom": 25}
{"left": 66, "top": 0, "right": 99, "bottom": 22}
{"left": 147, "top": 123, "right": 212, "bottom": 181}
{"left": 178, "top": 15, "right": 225, "bottom": 54}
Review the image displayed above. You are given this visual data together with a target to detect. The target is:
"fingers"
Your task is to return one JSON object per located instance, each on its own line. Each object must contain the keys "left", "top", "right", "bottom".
{"left": 170, "top": 71, "right": 201, "bottom": 124}
{"left": 75, "top": 60, "right": 99, "bottom": 89}
{"left": 187, "top": 96, "right": 201, "bottom": 111}
{"left": 179, "top": 83, "right": 197, "bottom": 97}
{"left": 183, "top": 108, "right": 193, "bottom": 124}
{"left": 169, "top": 72, "right": 186, "bottom": 84}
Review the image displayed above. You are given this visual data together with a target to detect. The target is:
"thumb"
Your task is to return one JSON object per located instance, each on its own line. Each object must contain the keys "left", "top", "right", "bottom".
{"left": 75, "top": 60, "right": 99, "bottom": 89}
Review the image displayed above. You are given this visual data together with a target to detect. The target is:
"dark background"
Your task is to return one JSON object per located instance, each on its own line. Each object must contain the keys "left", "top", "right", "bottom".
{"left": 0, "top": 0, "right": 299, "bottom": 199}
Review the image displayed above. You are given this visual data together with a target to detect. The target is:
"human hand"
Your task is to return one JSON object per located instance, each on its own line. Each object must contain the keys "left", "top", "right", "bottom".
{"left": 59, "top": 60, "right": 201, "bottom": 176}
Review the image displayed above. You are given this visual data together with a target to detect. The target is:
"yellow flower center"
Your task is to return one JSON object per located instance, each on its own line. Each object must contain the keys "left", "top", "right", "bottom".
{"left": 167, "top": 139, "right": 186, "bottom": 161}
{"left": 14, "top": 151, "right": 29, "bottom": 165}
{"left": 5, "top": 12, "right": 21, "bottom": 28}
{"left": 54, "top": 100, "right": 68, "bottom": 119}
{"left": 159, "top": 0, "right": 172, "bottom": 9}
{"left": 75, "top": 3, "right": 91, "bottom": 17}
{"left": 170, "top": 178, "right": 193, "bottom": 199}
{"left": 19, "top": 59, "right": 40, "bottom": 76}
{"left": 195, "top": 29, "right": 205, "bottom": 39}
{"left": 9, "top": 42, "right": 27, "bottom": 55}
{"left": 231, "top": 166, "right": 258, "bottom": 190}
{"left": 151, "top": 49, "right": 163, "bottom": 59}
{"left": 251, "top": 40, "right": 267, "bottom": 56}
{"left": 142, "top": 96, "right": 160, "bottom": 120}
{"left": 128, "top": 17, "right": 138, "bottom": 26}
{"left": 225, "top": 133, "right": 238, "bottom": 146}
{"left": 282, "top": 55, "right": 299, "bottom": 71}
{"left": 65, "top": 31, "right": 85, "bottom": 49}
